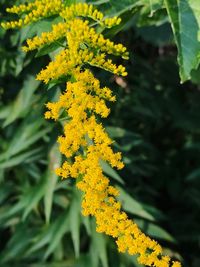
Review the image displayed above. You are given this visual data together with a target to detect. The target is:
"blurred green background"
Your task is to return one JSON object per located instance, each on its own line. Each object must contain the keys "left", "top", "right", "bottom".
{"left": 0, "top": 0, "right": 200, "bottom": 267}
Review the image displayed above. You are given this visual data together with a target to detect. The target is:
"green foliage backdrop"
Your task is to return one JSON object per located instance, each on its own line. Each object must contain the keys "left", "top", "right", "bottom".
{"left": 0, "top": 0, "right": 200, "bottom": 267}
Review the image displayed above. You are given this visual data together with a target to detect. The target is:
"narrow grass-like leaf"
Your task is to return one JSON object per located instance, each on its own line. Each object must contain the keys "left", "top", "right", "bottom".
{"left": 44, "top": 209, "right": 70, "bottom": 259}
{"left": 69, "top": 188, "right": 81, "bottom": 258}
{"left": 0, "top": 118, "right": 50, "bottom": 161}
{"left": 44, "top": 144, "right": 61, "bottom": 224}
{"left": 135, "top": 218, "right": 176, "bottom": 242}
{"left": 100, "top": 160, "right": 124, "bottom": 184}
{"left": 0, "top": 147, "right": 44, "bottom": 169}
{"left": 22, "top": 175, "right": 47, "bottom": 221}
{"left": 3, "top": 76, "right": 40, "bottom": 127}
{"left": 91, "top": 220, "right": 108, "bottom": 267}
{"left": 117, "top": 186, "right": 155, "bottom": 221}
{"left": 0, "top": 224, "right": 35, "bottom": 263}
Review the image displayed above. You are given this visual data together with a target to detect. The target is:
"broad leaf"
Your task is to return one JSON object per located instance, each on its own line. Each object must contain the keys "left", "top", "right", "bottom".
{"left": 164, "top": 0, "right": 200, "bottom": 82}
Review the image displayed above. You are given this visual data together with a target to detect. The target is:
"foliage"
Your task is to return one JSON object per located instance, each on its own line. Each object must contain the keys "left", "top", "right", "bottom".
{"left": 164, "top": 0, "right": 200, "bottom": 82}
{"left": 0, "top": 0, "right": 200, "bottom": 267}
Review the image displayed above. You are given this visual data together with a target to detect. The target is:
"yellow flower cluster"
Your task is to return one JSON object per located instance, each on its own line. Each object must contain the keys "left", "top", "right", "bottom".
{"left": 22, "top": 22, "right": 69, "bottom": 52}
{"left": 2, "top": 1, "right": 121, "bottom": 30}
{"left": 1, "top": 0, "right": 64, "bottom": 29}
{"left": 37, "top": 48, "right": 127, "bottom": 84}
{"left": 36, "top": 18, "right": 127, "bottom": 83}
{"left": 60, "top": 3, "right": 121, "bottom": 28}
{"left": 1, "top": 2, "right": 182, "bottom": 267}
{"left": 46, "top": 69, "right": 181, "bottom": 267}
{"left": 23, "top": 19, "right": 128, "bottom": 59}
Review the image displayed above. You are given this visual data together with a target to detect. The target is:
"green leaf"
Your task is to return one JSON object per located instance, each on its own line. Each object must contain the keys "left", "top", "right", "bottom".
{"left": 90, "top": 220, "right": 108, "bottom": 267}
{"left": 20, "top": 17, "right": 63, "bottom": 43}
{"left": 69, "top": 189, "right": 81, "bottom": 258}
{"left": 35, "top": 41, "right": 63, "bottom": 57}
{"left": 0, "top": 119, "right": 50, "bottom": 161}
{"left": 108, "top": 0, "right": 144, "bottom": 15}
{"left": 0, "top": 224, "right": 35, "bottom": 263}
{"left": 117, "top": 186, "right": 155, "bottom": 221}
{"left": 44, "top": 144, "right": 61, "bottom": 224}
{"left": 44, "top": 209, "right": 70, "bottom": 259}
{"left": 22, "top": 174, "right": 48, "bottom": 220}
{"left": 22, "top": 146, "right": 61, "bottom": 221}
{"left": 0, "top": 201, "right": 26, "bottom": 224}
{"left": 64, "top": 0, "right": 84, "bottom": 6}
{"left": 26, "top": 226, "right": 55, "bottom": 255}
{"left": 87, "top": 0, "right": 109, "bottom": 5}
{"left": 149, "top": 0, "right": 164, "bottom": 16}
{"left": 164, "top": 0, "right": 200, "bottom": 82}
{"left": 100, "top": 160, "right": 124, "bottom": 184}
{"left": 81, "top": 215, "right": 91, "bottom": 235}
{"left": 0, "top": 147, "right": 44, "bottom": 169}
{"left": 27, "top": 209, "right": 70, "bottom": 256}
{"left": 0, "top": 105, "right": 11, "bottom": 120}
{"left": 106, "top": 126, "right": 141, "bottom": 139}
{"left": 3, "top": 75, "right": 40, "bottom": 127}
{"left": 135, "top": 219, "right": 176, "bottom": 242}
{"left": 0, "top": 183, "right": 12, "bottom": 204}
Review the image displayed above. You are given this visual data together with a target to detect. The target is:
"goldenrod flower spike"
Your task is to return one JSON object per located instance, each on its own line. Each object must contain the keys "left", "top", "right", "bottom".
{"left": 46, "top": 69, "right": 181, "bottom": 267}
{"left": 23, "top": 18, "right": 128, "bottom": 59}
{"left": 1, "top": 2, "right": 182, "bottom": 267}
{"left": 1, "top": 0, "right": 64, "bottom": 29}
{"left": 22, "top": 22, "right": 69, "bottom": 52}
{"left": 60, "top": 3, "right": 121, "bottom": 28}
